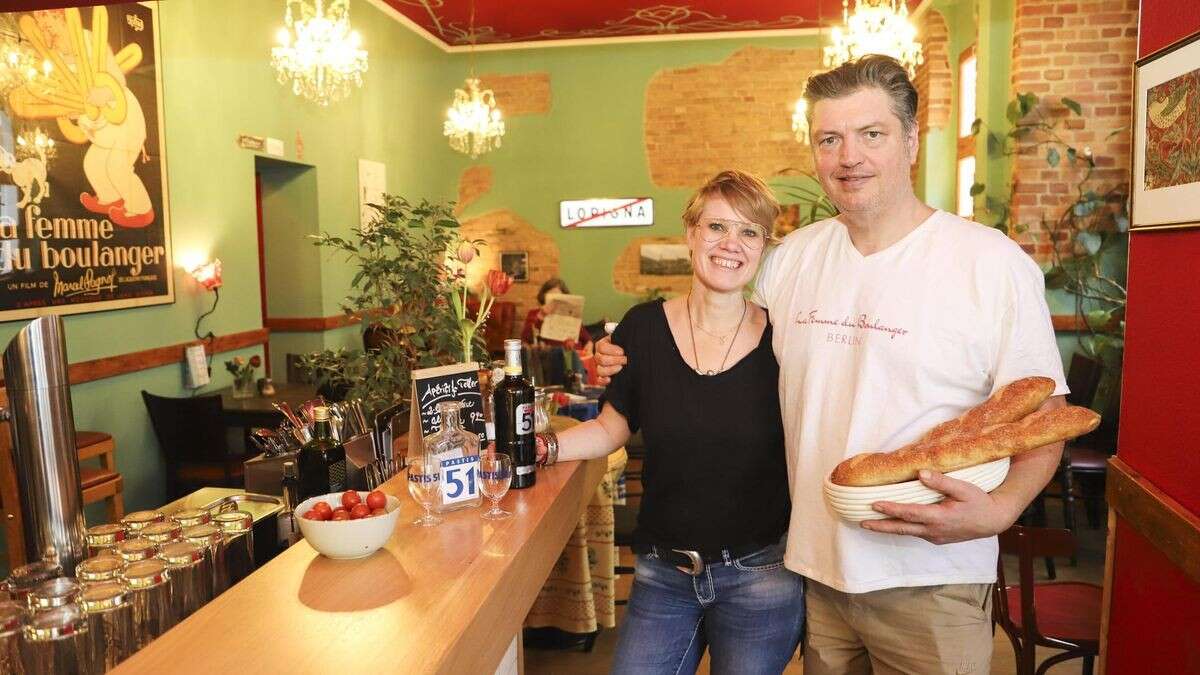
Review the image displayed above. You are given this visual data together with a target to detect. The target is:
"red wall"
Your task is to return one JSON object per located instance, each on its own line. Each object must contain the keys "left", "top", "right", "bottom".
{"left": 1107, "top": 1, "right": 1200, "bottom": 672}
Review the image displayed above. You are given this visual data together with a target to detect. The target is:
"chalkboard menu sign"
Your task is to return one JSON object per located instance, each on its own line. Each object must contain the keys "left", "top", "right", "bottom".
{"left": 408, "top": 362, "right": 486, "bottom": 448}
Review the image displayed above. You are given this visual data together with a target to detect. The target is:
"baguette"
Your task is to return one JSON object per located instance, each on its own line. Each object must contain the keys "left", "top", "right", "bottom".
{"left": 830, "top": 405, "right": 1101, "bottom": 487}
{"left": 921, "top": 376, "right": 1056, "bottom": 443}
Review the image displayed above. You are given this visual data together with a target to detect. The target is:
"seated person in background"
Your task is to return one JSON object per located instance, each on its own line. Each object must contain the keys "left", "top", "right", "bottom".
{"left": 521, "top": 278, "right": 592, "bottom": 350}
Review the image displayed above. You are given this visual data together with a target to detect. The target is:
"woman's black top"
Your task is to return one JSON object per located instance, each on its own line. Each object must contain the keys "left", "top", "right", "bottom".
{"left": 604, "top": 299, "right": 790, "bottom": 554}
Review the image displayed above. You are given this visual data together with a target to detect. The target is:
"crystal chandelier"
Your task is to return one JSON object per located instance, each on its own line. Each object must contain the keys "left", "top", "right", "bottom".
{"left": 444, "top": 1, "right": 505, "bottom": 159}
{"left": 823, "top": 0, "right": 924, "bottom": 78}
{"left": 444, "top": 77, "right": 505, "bottom": 159}
{"left": 271, "top": 0, "right": 368, "bottom": 107}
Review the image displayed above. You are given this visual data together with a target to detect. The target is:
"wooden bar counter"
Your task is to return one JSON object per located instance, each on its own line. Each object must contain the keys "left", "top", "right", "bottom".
{"left": 114, "top": 454, "right": 607, "bottom": 674}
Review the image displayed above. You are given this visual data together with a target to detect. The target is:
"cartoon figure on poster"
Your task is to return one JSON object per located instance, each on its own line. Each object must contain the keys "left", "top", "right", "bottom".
{"left": 7, "top": 7, "right": 154, "bottom": 228}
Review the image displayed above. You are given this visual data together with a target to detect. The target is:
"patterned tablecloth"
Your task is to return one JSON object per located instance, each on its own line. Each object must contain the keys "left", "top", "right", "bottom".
{"left": 524, "top": 416, "right": 628, "bottom": 633}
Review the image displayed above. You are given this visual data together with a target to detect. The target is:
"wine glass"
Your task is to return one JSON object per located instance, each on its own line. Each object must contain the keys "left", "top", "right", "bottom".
{"left": 479, "top": 453, "right": 513, "bottom": 520}
{"left": 407, "top": 456, "right": 442, "bottom": 527}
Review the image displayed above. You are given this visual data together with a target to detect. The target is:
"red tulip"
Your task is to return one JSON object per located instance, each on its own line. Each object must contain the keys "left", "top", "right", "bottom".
{"left": 486, "top": 269, "right": 514, "bottom": 297}
{"left": 249, "top": 355, "right": 262, "bottom": 368}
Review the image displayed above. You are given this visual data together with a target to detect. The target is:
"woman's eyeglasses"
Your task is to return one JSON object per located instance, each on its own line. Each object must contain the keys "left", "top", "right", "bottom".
{"left": 694, "top": 218, "right": 773, "bottom": 250}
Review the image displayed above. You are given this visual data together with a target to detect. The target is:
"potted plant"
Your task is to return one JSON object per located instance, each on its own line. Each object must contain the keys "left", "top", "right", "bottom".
{"left": 971, "top": 92, "right": 1129, "bottom": 415}
{"left": 300, "top": 195, "right": 476, "bottom": 417}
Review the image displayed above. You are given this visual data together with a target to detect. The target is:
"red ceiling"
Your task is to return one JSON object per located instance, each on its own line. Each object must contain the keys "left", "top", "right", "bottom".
{"left": 380, "top": 0, "right": 856, "bottom": 46}
{"left": 3, "top": 1, "right": 911, "bottom": 47}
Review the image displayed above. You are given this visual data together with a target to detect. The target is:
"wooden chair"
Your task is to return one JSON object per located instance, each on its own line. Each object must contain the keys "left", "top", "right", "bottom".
{"left": 1, "top": 388, "right": 125, "bottom": 569}
{"left": 76, "top": 431, "right": 125, "bottom": 523}
{"left": 994, "top": 525, "right": 1102, "bottom": 675}
{"left": 141, "top": 391, "right": 253, "bottom": 500}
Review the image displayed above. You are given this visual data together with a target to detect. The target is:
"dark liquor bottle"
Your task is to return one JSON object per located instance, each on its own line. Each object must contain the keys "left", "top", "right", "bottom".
{"left": 279, "top": 460, "right": 300, "bottom": 547}
{"left": 493, "top": 339, "right": 536, "bottom": 489}
{"left": 297, "top": 406, "right": 347, "bottom": 500}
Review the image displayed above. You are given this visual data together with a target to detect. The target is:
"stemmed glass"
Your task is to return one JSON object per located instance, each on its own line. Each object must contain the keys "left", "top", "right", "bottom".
{"left": 407, "top": 456, "right": 442, "bottom": 527}
{"left": 479, "top": 453, "right": 513, "bottom": 520}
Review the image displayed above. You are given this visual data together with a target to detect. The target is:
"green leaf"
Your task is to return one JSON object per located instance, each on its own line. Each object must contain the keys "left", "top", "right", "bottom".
{"left": 1020, "top": 92, "right": 1039, "bottom": 116}
{"left": 1114, "top": 214, "right": 1129, "bottom": 232}
{"left": 1077, "top": 231, "right": 1102, "bottom": 255}
{"left": 1067, "top": 147, "right": 1078, "bottom": 165}
{"left": 987, "top": 132, "right": 1004, "bottom": 156}
{"left": 1085, "top": 309, "right": 1112, "bottom": 331}
{"left": 1046, "top": 147, "right": 1060, "bottom": 167}
{"left": 1044, "top": 267, "right": 1070, "bottom": 289}
{"left": 970, "top": 118, "right": 982, "bottom": 136}
{"left": 1062, "top": 97, "right": 1082, "bottom": 116}
{"left": 969, "top": 182, "right": 986, "bottom": 196}
{"left": 1006, "top": 100, "right": 1022, "bottom": 125}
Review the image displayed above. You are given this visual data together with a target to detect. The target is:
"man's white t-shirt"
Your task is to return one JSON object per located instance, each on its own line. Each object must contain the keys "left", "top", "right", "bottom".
{"left": 755, "top": 210, "right": 1068, "bottom": 594}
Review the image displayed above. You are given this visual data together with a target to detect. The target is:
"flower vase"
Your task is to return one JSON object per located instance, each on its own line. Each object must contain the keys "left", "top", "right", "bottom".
{"left": 232, "top": 376, "right": 256, "bottom": 399}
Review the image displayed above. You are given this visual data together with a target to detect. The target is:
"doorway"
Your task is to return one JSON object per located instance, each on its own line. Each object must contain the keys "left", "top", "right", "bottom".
{"left": 254, "top": 156, "right": 322, "bottom": 382}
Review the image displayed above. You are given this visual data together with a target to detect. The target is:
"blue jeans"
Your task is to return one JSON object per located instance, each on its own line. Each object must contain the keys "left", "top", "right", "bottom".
{"left": 611, "top": 539, "right": 805, "bottom": 675}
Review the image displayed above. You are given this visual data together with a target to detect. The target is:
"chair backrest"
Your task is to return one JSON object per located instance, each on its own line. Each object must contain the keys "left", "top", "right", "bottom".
{"left": 1065, "top": 352, "right": 1103, "bottom": 408}
{"left": 995, "top": 525, "right": 1079, "bottom": 648}
{"left": 140, "top": 391, "right": 230, "bottom": 464}
{"left": 483, "top": 301, "right": 517, "bottom": 355}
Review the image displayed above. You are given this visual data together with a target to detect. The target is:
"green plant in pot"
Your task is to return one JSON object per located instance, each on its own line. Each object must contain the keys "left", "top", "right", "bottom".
{"left": 300, "top": 195, "right": 471, "bottom": 417}
{"left": 971, "top": 92, "right": 1128, "bottom": 415}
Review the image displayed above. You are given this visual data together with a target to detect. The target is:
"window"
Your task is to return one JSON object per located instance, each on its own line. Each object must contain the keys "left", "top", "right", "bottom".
{"left": 956, "top": 46, "right": 978, "bottom": 218}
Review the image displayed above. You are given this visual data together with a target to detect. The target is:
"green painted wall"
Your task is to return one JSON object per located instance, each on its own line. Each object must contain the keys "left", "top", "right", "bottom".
{"left": 0, "top": 0, "right": 454, "bottom": 515}
{"left": 445, "top": 35, "right": 821, "bottom": 325}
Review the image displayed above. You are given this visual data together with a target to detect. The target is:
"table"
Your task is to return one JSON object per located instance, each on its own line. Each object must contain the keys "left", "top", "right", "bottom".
{"left": 214, "top": 381, "right": 318, "bottom": 428}
{"left": 525, "top": 416, "right": 628, "bottom": 635}
{"left": 114, "top": 455, "right": 607, "bottom": 674}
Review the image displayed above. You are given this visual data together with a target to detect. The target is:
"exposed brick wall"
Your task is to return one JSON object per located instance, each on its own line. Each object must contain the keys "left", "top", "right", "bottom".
{"left": 1009, "top": 0, "right": 1137, "bottom": 262}
{"left": 915, "top": 9, "right": 953, "bottom": 133}
{"left": 478, "top": 72, "right": 552, "bottom": 116}
{"left": 645, "top": 46, "right": 821, "bottom": 188}
{"left": 454, "top": 165, "right": 493, "bottom": 215}
{"left": 459, "top": 209, "right": 559, "bottom": 322}
{"left": 612, "top": 235, "right": 692, "bottom": 298}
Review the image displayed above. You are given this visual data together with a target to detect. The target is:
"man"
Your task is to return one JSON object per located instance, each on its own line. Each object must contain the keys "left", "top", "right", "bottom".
{"left": 597, "top": 55, "right": 1067, "bottom": 674}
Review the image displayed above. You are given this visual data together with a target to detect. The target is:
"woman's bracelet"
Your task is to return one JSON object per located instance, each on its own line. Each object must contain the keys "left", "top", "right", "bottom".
{"left": 536, "top": 430, "right": 559, "bottom": 467}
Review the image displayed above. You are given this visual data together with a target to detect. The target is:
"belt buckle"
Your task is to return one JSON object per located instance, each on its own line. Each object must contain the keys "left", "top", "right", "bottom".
{"left": 671, "top": 549, "right": 704, "bottom": 576}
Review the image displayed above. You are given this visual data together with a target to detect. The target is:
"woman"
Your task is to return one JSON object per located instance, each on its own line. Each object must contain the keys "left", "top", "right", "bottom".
{"left": 521, "top": 277, "right": 592, "bottom": 349}
{"left": 535, "top": 171, "right": 803, "bottom": 674}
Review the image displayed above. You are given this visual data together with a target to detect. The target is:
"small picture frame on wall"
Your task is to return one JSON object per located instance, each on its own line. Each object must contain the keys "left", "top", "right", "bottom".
{"left": 500, "top": 251, "right": 528, "bottom": 282}
{"left": 1131, "top": 29, "right": 1200, "bottom": 230}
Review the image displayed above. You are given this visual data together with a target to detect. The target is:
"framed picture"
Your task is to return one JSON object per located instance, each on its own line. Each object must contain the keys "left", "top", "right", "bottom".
{"left": 639, "top": 243, "right": 691, "bottom": 276}
{"left": 1132, "top": 29, "right": 1200, "bottom": 230}
{"left": 500, "top": 251, "right": 528, "bottom": 282}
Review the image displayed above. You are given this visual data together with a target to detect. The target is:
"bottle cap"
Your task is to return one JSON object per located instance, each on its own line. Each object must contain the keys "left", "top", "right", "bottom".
{"left": 313, "top": 406, "right": 330, "bottom": 422}
{"left": 283, "top": 460, "right": 298, "bottom": 478}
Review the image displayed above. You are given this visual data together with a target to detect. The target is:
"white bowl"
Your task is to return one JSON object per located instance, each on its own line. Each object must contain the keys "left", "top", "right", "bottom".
{"left": 294, "top": 492, "right": 402, "bottom": 559}
{"left": 825, "top": 458, "right": 1010, "bottom": 522}
{"left": 824, "top": 461, "right": 1010, "bottom": 503}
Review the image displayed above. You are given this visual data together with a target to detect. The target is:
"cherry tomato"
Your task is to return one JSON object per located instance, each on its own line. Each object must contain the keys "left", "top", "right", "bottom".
{"left": 312, "top": 501, "right": 333, "bottom": 517}
{"left": 302, "top": 509, "right": 326, "bottom": 521}
{"left": 331, "top": 510, "right": 351, "bottom": 521}
{"left": 366, "top": 491, "right": 387, "bottom": 510}
{"left": 341, "top": 490, "right": 362, "bottom": 509}
{"left": 350, "top": 504, "right": 371, "bottom": 520}
{"left": 370, "top": 508, "right": 387, "bottom": 517}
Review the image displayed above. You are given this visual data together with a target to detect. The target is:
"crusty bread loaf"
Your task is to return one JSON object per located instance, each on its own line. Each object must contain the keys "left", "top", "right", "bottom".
{"left": 921, "top": 376, "right": 1056, "bottom": 443}
{"left": 830, "top": 405, "right": 1101, "bottom": 487}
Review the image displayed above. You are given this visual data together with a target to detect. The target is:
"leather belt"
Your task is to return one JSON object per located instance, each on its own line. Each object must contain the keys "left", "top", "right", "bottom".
{"left": 637, "top": 542, "right": 767, "bottom": 576}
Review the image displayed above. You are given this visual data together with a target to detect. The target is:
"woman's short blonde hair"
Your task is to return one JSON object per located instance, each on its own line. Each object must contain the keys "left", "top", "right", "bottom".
{"left": 681, "top": 170, "right": 780, "bottom": 233}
